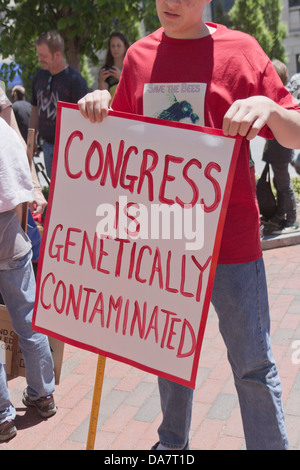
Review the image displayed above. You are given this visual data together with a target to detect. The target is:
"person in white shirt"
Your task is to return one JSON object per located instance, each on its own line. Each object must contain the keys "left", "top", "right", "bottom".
{"left": 0, "top": 118, "right": 56, "bottom": 442}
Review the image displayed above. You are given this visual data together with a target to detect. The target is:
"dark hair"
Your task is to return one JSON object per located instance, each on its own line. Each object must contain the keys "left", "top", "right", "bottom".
{"left": 104, "top": 32, "right": 129, "bottom": 68}
{"left": 271, "top": 59, "right": 289, "bottom": 86}
{"left": 35, "top": 31, "right": 65, "bottom": 55}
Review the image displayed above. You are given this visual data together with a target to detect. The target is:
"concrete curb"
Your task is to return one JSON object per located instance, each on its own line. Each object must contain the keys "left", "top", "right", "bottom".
{"left": 261, "top": 230, "right": 300, "bottom": 250}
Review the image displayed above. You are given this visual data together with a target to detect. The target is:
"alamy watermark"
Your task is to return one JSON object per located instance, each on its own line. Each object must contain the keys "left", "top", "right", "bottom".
{"left": 96, "top": 196, "right": 205, "bottom": 251}
{"left": 292, "top": 340, "right": 300, "bottom": 365}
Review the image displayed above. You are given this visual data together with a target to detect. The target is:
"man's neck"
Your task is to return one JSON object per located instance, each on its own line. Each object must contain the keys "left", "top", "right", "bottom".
{"left": 164, "top": 22, "right": 216, "bottom": 40}
{"left": 49, "top": 61, "right": 68, "bottom": 76}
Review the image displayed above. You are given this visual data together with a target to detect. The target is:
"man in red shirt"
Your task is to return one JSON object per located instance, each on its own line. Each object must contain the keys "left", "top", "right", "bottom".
{"left": 79, "top": 0, "right": 300, "bottom": 450}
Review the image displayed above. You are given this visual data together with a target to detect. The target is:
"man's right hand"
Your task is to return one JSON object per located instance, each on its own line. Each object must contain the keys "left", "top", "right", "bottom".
{"left": 78, "top": 90, "right": 112, "bottom": 123}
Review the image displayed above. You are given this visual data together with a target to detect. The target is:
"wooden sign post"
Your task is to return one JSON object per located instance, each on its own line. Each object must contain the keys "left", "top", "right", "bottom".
{"left": 86, "top": 355, "right": 106, "bottom": 450}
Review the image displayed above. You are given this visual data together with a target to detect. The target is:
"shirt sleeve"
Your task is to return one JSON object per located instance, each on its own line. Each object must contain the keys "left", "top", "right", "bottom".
{"left": 258, "top": 61, "right": 300, "bottom": 140}
{"left": 111, "top": 54, "right": 135, "bottom": 113}
{"left": 71, "top": 73, "right": 89, "bottom": 103}
{"left": 30, "top": 73, "right": 38, "bottom": 107}
{"left": 0, "top": 118, "right": 34, "bottom": 212}
{"left": 0, "top": 87, "right": 12, "bottom": 114}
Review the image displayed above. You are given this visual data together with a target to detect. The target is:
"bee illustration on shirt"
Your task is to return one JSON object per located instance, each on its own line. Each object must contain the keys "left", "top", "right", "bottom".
{"left": 155, "top": 93, "right": 199, "bottom": 124}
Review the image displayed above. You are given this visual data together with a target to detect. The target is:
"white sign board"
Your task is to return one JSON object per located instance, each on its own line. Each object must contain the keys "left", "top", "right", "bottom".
{"left": 33, "top": 103, "right": 241, "bottom": 389}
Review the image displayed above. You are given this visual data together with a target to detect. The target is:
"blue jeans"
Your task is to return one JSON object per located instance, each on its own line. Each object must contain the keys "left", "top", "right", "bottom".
{"left": 0, "top": 251, "right": 55, "bottom": 424}
{"left": 42, "top": 142, "right": 55, "bottom": 180}
{"left": 157, "top": 258, "right": 289, "bottom": 450}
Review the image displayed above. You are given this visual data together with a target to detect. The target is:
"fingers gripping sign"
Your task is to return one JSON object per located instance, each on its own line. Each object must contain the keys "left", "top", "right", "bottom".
{"left": 223, "top": 96, "right": 274, "bottom": 141}
{"left": 78, "top": 90, "right": 112, "bottom": 123}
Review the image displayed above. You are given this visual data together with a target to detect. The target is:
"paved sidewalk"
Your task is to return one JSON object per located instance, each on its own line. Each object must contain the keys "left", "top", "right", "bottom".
{"left": 1, "top": 243, "right": 299, "bottom": 451}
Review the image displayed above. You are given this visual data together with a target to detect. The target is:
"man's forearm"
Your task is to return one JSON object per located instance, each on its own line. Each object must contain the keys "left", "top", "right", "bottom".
{"left": 269, "top": 107, "right": 300, "bottom": 149}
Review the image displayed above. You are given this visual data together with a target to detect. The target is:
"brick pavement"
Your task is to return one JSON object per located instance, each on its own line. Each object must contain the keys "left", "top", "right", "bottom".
{"left": 1, "top": 243, "right": 299, "bottom": 451}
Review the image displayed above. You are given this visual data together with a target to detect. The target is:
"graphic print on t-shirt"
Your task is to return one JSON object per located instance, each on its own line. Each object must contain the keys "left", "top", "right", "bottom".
{"left": 143, "top": 82, "right": 206, "bottom": 126}
{"left": 37, "top": 89, "right": 58, "bottom": 121}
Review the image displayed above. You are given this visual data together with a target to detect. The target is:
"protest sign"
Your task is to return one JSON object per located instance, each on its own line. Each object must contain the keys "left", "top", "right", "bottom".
{"left": 32, "top": 102, "right": 241, "bottom": 389}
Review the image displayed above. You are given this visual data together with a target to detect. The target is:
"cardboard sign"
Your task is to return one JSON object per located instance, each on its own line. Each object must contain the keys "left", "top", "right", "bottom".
{"left": 32, "top": 103, "right": 241, "bottom": 389}
{"left": 0, "top": 305, "right": 64, "bottom": 384}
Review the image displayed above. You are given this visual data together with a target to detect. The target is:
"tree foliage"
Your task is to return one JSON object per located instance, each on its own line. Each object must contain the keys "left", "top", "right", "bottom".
{"left": 141, "top": 0, "right": 160, "bottom": 34}
{"left": 213, "top": 0, "right": 232, "bottom": 27}
{"left": 229, "top": 0, "right": 287, "bottom": 62}
{"left": 0, "top": 0, "right": 149, "bottom": 88}
{"left": 261, "top": 0, "right": 287, "bottom": 61}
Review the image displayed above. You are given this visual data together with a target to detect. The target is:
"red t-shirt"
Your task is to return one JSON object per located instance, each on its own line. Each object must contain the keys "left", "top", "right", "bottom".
{"left": 112, "top": 23, "right": 300, "bottom": 264}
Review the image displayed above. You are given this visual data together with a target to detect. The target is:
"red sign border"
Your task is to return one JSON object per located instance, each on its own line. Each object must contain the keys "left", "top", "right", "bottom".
{"left": 32, "top": 101, "right": 242, "bottom": 389}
